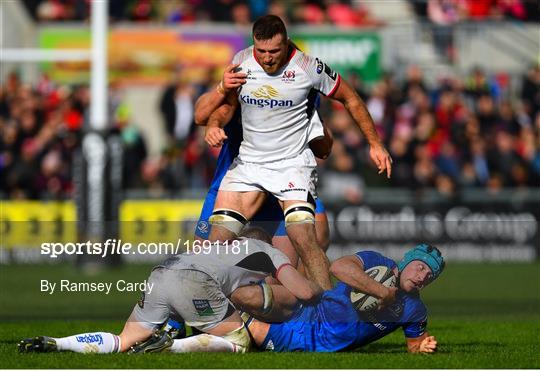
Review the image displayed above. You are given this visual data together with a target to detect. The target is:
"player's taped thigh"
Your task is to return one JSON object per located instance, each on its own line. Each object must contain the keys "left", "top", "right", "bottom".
{"left": 222, "top": 324, "right": 251, "bottom": 353}
{"left": 209, "top": 208, "right": 248, "bottom": 235}
{"left": 284, "top": 202, "right": 315, "bottom": 228}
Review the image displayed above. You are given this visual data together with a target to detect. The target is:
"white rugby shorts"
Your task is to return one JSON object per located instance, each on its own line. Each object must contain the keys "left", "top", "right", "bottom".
{"left": 220, "top": 148, "right": 318, "bottom": 202}
{"left": 132, "top": 268, "right": 233, "bottom": 332}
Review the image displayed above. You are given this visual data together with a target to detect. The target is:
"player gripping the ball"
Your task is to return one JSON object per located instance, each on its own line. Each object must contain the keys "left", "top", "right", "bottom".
{"left": 129, "top": 244, "right": 444, "bottom": 354}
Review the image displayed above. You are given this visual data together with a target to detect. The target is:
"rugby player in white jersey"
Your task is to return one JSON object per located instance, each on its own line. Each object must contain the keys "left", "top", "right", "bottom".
{"left": 204, "top": 15, "right": 392, "bottom": 291}
{"left": 18, "top": 228, "right": 321, "bottom": 354}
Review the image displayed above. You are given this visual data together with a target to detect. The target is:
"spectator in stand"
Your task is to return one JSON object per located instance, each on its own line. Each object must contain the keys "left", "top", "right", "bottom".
{"left": 494, "top": 0, "right": 527, "bottom": 20}
{"left": 413, "top": 144, "right": 437, "bottom": 189}
{"left": 427, "top": 0, "right": 462, "bottom": 61}
{"left": 521, "top": 64, "right": 540, "bottom": 120}
{"left": 468, "top": 137, "right": 491, "bottom": 186}
{"left": 294, "top": 1, "right": 326, "bottom": 25}
{"left": 402, "top": 65, "right": 428, "bottom": 98}
{"left": 231, "top": 2, "right": 252, "bottom": 26}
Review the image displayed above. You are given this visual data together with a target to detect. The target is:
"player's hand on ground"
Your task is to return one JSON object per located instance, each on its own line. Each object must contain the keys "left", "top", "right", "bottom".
{"left": 205, "top": 126, "right": 228, "bottom": 147}
{"left": 377, "top": 286, "right": 398, "bottom": 310}
{"left": 418, "top": 335, "right": 437, "bottom": 353}
{"left": 222, "top": 63, "right": 247, "bottom": 92}
{"left": 369, "top": 144, "right": 393, "bottom": 179}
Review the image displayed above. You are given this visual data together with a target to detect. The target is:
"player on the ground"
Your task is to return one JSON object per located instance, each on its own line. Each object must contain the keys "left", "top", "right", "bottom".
{"left": 246, "top": 244, "right": 444, "bottom": 353}
{"left": 18, "top": 228, "right": 322, "bottom": 354}
{"left": 204, "top": 15, "right": 392, "bottom": 291}
{"left": 128, "top": 244, "right": 443, "bottom": 354}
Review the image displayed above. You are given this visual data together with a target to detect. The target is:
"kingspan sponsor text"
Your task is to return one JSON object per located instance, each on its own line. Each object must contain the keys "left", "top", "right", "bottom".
{"left": 240, "top": 95, "right": 293, "bottom": 108}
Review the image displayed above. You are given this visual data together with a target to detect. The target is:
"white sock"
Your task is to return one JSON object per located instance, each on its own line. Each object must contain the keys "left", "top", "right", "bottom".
{"left": 55, "top": 332, "right": 120, "bottom": 353}
{"left": 169, "top": 334, "right": 236, "bottom": 353}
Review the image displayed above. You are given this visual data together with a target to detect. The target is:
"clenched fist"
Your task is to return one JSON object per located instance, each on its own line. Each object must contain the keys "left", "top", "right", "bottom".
{"left": 205, "top": 126, "right": 228, "bottom": 148}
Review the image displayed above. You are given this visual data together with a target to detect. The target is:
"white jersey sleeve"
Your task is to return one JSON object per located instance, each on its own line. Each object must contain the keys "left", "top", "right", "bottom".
{"left": 301, "top": 55, "right": 341, "bottom": 97}
{"left": 308, "top": 110, "right": 324, "bottom": 142}
{"left": 242, "top": 238, "right": 292, "bottom": 276}
{"left": 231, "top": 46, "right": 253, "bottom": 66}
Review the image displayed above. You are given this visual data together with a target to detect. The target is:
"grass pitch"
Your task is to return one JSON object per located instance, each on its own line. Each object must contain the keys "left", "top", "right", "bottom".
{"left": 1, "top": 262, "right": 539, "bottom": 368}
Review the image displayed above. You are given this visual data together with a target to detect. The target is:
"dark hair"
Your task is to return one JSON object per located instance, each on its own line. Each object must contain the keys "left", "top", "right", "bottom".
{"left": 238, "top": 226, "right": 273, "bottom": 245}
{"left": 252, "top": 15, "right": 287, "bottom": 42}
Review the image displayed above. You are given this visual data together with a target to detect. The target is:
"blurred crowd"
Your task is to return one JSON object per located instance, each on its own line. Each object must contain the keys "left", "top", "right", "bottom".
{"left": 2, "top": 63, "right": 540, "bottom": 201}
{"left": 23, "top": 0, "right": 540, "bottom": 25}
{"left": 413, "top": 0, "right": 540, "bottom": 62}
{"left": 318, "top": 64, "right": 540, "bottom": 202}
{"left": 0, "top": 73, "right": 148, "bottom": 199}
{"left": 22, "top": 0, "right": 380, "bottom": 27}
{"left": 413, "top": 0, "right": 540, "bottom": 23}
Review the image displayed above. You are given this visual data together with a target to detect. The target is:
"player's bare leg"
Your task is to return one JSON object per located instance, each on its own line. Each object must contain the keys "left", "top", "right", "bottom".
{"left": 208, "top": 190, "right": 267, "bottom": 241}
{"left": 117, "top": 314, "right": 156, "bottom": 352}
{"left": 296, "top": 211, "right": 330, "bottom": 276}
{"left": 282, "top": 200, "right": 332, "bottom": 290}
{"left": 314, "top": 211, "right": 330, "bottom": 252}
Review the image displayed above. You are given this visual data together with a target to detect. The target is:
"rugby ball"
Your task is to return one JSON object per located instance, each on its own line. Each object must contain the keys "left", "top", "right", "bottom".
{"left": 350, "top": 265, "right": 397, "bottom": 312}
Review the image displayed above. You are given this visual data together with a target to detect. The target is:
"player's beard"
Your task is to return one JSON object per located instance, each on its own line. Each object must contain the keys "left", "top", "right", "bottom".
{"left": 262, "top": 63, "right": 278, "bottom": 74}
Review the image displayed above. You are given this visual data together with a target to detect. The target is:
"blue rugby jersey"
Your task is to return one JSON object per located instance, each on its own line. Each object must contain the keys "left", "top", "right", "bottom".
{"left": 261, "top": 251, "right": 428, "bottom": 352}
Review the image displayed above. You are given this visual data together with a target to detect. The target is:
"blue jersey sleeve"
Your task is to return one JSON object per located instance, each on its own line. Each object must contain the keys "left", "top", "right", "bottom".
{"left": 355, "top": 251, "right": 397, "bottom": 271}
{"left": 401, "top": 298, "right": 428, "bottom": 338}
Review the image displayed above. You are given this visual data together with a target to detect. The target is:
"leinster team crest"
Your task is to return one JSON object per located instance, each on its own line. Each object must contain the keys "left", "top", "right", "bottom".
{"left": 197, "top": 221, "right": 209, "bottom": 234}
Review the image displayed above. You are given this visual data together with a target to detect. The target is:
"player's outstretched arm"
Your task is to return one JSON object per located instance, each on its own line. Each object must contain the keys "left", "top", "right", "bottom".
{"left": 330, "top": 255, "right": 396, "bottom": 308}
{"left": 407, "top": 333, "right": 438, "bottom": 353}
{"left": 194, "top": 63, "right": 247, "bottom": 125}
{"left": 276, "top": 264, "right": 323, "bottom": 303}
{"left": 330, "top": 80, "right": 393, "bottom": 178}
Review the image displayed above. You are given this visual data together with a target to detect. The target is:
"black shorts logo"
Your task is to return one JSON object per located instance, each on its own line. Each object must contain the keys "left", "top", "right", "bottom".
{"left": 137, "top": 292, "right": 145, "bottom": 309}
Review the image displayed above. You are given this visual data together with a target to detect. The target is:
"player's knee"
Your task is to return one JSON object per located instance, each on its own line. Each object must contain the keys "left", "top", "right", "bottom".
{"left": 284, "top": 202, "right": 315, "bottom": 228}
{"left": 209, "top": 208, "right": 247, "bottom": 235}
{"left": 222, "top": 325, "right": 251, "bottom": 353}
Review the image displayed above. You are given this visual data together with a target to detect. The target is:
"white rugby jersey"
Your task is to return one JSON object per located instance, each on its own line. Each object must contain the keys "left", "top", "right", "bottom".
{"left": 157, "top": 237, "right": 291, "bottom": 296}
{"left": 232, "top": 46, "right": 341, "bottom": 163}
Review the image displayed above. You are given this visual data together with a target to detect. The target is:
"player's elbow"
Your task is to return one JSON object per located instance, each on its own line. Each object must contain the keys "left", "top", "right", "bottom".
{"left": 329, "top": 260, "right": 346, "bottom": 280}
{"left": 194, "top": 111, "right": 208, "bottom": 126}
{"left": 286, "top": 279, "right": 320, "bottom": 303}
{"left": 297, "top": 281, "right": 323, "bottom": 303}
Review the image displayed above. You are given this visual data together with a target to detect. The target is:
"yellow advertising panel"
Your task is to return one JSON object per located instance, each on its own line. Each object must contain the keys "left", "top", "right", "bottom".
{"left": 119, "top": 200, "right": 203, "bottom": 245}
{"left": 0, "top": 201, "right": 77, "bottom": 249}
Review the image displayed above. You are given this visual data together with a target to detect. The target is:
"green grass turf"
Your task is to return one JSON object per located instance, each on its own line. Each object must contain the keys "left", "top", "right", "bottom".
{"left": 1, "top": 262, "right": 539, "bottom": 368}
